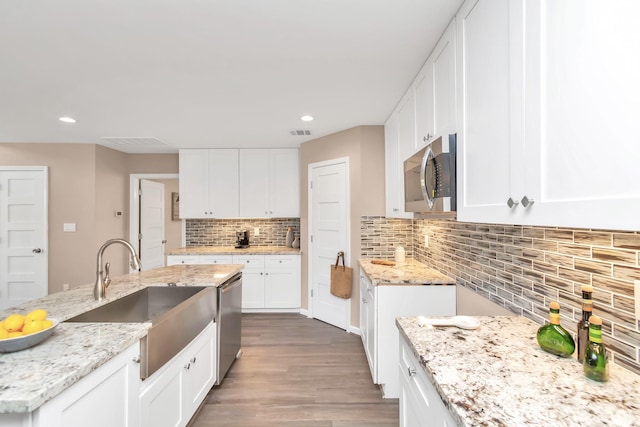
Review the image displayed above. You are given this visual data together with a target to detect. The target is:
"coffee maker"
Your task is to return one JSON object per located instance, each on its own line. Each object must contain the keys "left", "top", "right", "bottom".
{"left": 235, "top": 230, "right": 250, "bottom": 248}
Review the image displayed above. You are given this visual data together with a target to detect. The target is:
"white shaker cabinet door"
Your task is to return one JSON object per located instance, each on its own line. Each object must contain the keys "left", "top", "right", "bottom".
{"left": 239, "top": 149, "right": 270, "bottom": 217}
{"left": 384, "top": 111, "right": 412, "bottom": 218}
{"left": 179, "top": 149, "right": 212, "bottom": 219}
{"left": 456, "top": 0, "right": 523, "bottom": 225}
{"left": 432, "top": 19, "right": 456, "bottom": 137}
{"left": 521, "top": 0, "right": 640, "bottom": 230}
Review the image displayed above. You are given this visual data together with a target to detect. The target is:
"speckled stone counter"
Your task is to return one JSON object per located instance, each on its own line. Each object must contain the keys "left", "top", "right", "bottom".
{"left": 359, "top": 257, "right": 455, "bottom": 286}
{"left": 397, "top": 316, "right": 640, "bottom": 426}
{"left": 169, "top": 245, "right": 301, "bottom": 256}
{"left": 0, "top": 264, "right": 242, "bottom": 413}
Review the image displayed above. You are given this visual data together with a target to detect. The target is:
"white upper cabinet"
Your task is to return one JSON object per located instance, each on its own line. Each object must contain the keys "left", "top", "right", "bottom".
{"left": 414, "top": 19, "right": 457, "bottom": 149}
{"left": 456, "top": 0, "right": 520, "bottom": 225}
{"left": 239, "top": 149, "right": 299, "bottom": 218}
{"left": 385, "top": 91, "right": 414, "bottom": 218}
{"left": 521, "top": 0, "right": 640, "bottom": 231}
{"left": 179, "top": 149, "right": 239, "bottom": 219}
{"left": 457, "top": 0, "right": 640, "bottom": 230}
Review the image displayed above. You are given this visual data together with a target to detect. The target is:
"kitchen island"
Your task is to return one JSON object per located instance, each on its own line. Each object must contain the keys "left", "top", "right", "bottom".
{"left": 0, "top": 264, "right": 242, "bottom": 415}
{"left": 397, "top": 316, "right": 640, "bottom": 426}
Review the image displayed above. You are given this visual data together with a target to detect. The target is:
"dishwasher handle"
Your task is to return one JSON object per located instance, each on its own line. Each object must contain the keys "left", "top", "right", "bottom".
{"left": 219, "top": 273, "right": 242, "bottom": 294}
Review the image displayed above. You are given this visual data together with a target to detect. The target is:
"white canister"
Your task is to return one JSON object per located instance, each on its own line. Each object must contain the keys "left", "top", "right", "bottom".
{"left": 394, "top": 246, "right": 406, "bottom": 264}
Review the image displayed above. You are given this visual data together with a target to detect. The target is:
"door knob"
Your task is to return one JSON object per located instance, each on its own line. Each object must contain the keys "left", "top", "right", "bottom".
{"left": 32, "top": 248, "right": 42, "bottom": 253}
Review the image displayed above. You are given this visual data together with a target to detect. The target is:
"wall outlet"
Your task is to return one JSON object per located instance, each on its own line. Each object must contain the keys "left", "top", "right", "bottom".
{"left": 254, "top": 227, "right": 260, "bottom": 236}
{"left": 424, "top": 234, "right": 429, "bottom": 248}
{"left": 62, "top": 283, "right": 69, "bottom": 291}
{"left": 635, "top": 280, "right": 640, "bottom": 324}
{"left": 63, "top": 223, "right": 76, "bottom": 233}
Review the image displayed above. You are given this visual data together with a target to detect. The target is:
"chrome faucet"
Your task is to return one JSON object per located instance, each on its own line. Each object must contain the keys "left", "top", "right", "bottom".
{"left": 94, "top": 238, "right": 142, "bottom": 301}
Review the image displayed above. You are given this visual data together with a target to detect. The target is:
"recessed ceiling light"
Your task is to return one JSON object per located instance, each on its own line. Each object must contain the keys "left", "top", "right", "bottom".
{"left": 59, "top": 117, "right": 76, "bottom": 123}
{"left": 300, "top": 115, "right": 314, "bottom": 122}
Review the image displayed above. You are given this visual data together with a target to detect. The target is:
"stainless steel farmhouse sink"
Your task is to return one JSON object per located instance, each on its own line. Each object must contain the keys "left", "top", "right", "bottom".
{"left": 66, "top": 286, "right": 217, "bottom": 379}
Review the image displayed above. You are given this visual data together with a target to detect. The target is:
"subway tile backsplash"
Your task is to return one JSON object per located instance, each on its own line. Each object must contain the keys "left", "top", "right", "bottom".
{"left": 361, "top": 216, "right": 640, "bottom": 375}
{"left": 186, "top": 218, "right": 300, "bottom": 247}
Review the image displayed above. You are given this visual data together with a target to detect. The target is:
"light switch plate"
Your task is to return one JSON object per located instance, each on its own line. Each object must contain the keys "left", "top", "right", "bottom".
{"left": 63, "top": 223, "right": 76, "bottom": 233}
{"left": 424, "top": 234, "right": 429, "bottom": 248}
{"left": 635, "top": 280, "right": 640, "bottom": 325}
{"left": 254, "top": 227, "right": 260, "bottom": 236}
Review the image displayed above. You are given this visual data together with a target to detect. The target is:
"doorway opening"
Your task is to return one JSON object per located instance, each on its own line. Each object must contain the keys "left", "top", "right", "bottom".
{"left": 129, "top": 173, "right": 180, "bottom": 271}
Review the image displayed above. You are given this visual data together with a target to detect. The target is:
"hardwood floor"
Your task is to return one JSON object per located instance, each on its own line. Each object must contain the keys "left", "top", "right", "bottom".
{"left": 190, "top": 313, "right": 399, "bottom": 427}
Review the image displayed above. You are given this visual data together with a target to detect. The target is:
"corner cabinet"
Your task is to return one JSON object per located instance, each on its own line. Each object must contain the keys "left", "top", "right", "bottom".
{"left": 179, "top": 149, "right": 239, "bottom": 219}
{"left": 359, "top": 270, "right": 455, "bottom": 399}
{"left": 239, "top": 149, "right": 300, "bottom": 218}
{"left": 399, "top": 338, "right": 457, "bottom": 427}
{"left": 456, "top": 0, "right": 640, "bottom": 231}
{"left": 31, "top": 343, "right": 140, "bottom": 427}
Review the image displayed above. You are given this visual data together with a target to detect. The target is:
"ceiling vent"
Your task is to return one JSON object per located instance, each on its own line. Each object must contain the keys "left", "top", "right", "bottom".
{"left": 100, "top": 137, "right": 168, "bottom": 147}
{"left": 290, "top": 129, "right": 311, "bottom": 136}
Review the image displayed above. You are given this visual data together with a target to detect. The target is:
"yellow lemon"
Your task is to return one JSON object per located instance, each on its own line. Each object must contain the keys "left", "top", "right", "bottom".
{"left": 42, "top": 319, "right": 54, "bottom": 329}
{"left": 0, "top": 320, "right": 4, "bottom": 330}
{"left": 4, "top": 314, "right": 25, "bottom": 332}
{"left": 8, "top": 331, "right": 24, "bottom": 338}
{"left": 25, "top": 309, "right": 47, "bottom": 323}
{"left": 0, "top": 329, "right": 9, "bottom": 340}
{"left": 22, "top": 320, "right": 44, "bottom": 335}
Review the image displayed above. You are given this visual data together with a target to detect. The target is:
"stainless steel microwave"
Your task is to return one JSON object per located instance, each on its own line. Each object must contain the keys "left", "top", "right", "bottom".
{"left": 403, "top": 134, "right": 457, "bottom": 213}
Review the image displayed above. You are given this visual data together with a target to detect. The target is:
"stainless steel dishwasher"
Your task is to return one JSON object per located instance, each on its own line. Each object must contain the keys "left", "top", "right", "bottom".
{"left": 216, "top": 272, "right": 242, "bottom": 384}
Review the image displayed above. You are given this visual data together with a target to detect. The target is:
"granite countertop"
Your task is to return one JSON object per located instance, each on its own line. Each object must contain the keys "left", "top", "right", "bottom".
{"left": 397, "top": 316, "right": 640, "bottom": 426}
{"left": 0, "top": 264, "right": 243, "bottom": 414}
{"left": 359, "top": 257, "right": 455, "bottom": 286}
{"left": 169, "top": 245, "right": 301, "bottom": 256}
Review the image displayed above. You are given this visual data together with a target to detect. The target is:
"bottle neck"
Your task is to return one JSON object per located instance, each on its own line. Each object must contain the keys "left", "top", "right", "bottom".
{"left": 549, "top": 308, "right": 560, "bottom": 325}
{"left": 589, "top": 323, "right": 603, "bottom": 344}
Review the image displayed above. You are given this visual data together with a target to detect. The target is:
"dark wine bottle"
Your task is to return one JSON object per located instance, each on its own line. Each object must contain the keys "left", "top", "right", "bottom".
{"left": 536, "top": 301, "right": 575, "bottom": 357}
{"left": 576, "top": 284, "right": 593, "bottom": 363}
{"left": 583, "top": 315, "right": 609, "bottom": 382}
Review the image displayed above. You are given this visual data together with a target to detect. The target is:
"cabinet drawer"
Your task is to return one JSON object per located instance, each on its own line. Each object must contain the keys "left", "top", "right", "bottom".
{"left": 232, "top": 255, "right": 265, "bottom": 268}
{"left": 265, "top": 255, "right": 298, "bottom": 269}
{"left": 167, "top": 255, "right": 201, "bottom": 265}
{"left": 199, "top": 255, "right": 233, "bottom": 264}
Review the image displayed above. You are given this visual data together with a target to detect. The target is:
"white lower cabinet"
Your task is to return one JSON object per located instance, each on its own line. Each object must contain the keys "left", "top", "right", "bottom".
{"left": 399, "top": 338, "right": 457, "bottom": 427}
{"left": 32, "top": 343, "right": 140, "bottom": 427}
{"left": 139, "top": 321, "right": 216, "bottom": 427}
{"left": 233, "top": 254, "right": 301, "bottom": 311}
{"left": 359, "top": 270, "right": 455, "bottom": 399}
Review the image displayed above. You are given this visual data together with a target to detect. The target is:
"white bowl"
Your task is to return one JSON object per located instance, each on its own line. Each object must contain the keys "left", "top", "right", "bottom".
{"left": 0, "top": 319, "right": 60, "bottom": 353}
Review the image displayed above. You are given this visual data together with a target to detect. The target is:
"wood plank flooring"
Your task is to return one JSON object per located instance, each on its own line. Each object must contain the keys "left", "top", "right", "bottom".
{"left": 189, "top": 313, "right": 399, "bottom": 427}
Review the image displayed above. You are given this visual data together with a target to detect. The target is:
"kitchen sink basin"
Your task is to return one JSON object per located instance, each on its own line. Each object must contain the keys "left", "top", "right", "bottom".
{"left": 66, "top": 286, "right": 217, "bottom": 379}
{"left": 67, "top": 286, "right": 207, "bottom": 323}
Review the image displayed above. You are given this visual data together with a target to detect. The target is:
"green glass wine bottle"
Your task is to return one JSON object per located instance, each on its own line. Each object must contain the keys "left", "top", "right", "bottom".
{"left": 583, "top": 315, "right": 609, "bottom": 382}
{"left": 536, "top": 301, "right": 575, "bottom": 357}
{"left": 576, "top": 284, "right": 593, "bottom": 363}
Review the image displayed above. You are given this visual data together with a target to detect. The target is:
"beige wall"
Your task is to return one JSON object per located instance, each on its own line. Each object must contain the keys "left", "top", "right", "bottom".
{"left": 300, "top": 125, "right": 385, "bottom": 326}
{"left": 0, "top": 143, "right": 178, "bottom": 294}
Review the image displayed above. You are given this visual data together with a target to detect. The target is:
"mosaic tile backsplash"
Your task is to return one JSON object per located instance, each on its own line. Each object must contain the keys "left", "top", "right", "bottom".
{"left": 360, "top": 216, "right": 640, "bottom": 375}
{"left": 186, "top": 218, "right": 300, "bottom": 247}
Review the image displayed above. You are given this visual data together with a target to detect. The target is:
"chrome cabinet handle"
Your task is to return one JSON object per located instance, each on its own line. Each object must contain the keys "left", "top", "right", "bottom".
{"left": 506, "top": 197, "right": 519, "bottom": 209}
{"left": 32, "top": 248, "right": 42, "bottom": 253}
{"left": 408, "top": 367, "right": 417, "bottom": 377}
{"left": 521, "top": 196, "right": 535, "bottom": 207}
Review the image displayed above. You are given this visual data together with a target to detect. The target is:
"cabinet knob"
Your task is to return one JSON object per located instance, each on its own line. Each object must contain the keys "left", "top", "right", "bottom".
{"left": 32, "top": 248, "right": 43, "bottom": 253}
{"left": 190, "top": 357, "right": 197, "bottom": 364}
{"left": 132, "top": 355, "right": 141, "bottom": 364}
{"left": 408, "top": 367, "right": 417, "bottom": 377}
{"left": 184, "top": 363, "right": 191, "bottom": 370}
{"left": 506, "top": 197, "right": 519, "bottom": 209}
{"left": 521, "top": 196, "right": 535, "bottom": 208}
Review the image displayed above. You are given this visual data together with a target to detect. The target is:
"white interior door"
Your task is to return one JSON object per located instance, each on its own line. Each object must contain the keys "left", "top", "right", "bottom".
{"left": 310, "top": 159, "right": 350, "bottom": 330}
{"left": 0, "top": 167, "right": 48, "bottom": 309}
{"left": 140, "top": 179, "right": 165, "bottom": 271}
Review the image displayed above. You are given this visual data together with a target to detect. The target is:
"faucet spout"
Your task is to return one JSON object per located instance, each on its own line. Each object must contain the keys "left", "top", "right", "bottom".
{"left": 94, "top": 238, "right": 142, "bottom": 301}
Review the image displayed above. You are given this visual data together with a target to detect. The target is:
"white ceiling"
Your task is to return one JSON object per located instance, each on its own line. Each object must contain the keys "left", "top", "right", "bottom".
{"left": 0, "top": 0, "right": 463, "bottom": 153}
